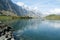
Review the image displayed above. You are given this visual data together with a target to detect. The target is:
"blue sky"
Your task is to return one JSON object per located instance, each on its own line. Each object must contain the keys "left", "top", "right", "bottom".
{"left": 12, "top": 0, "right": 60, "bottom": 15}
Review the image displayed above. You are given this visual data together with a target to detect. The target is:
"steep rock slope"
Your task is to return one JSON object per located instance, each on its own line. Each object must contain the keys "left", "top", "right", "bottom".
{"left": 0, "top": 0, "right": 22, "bottom": 16}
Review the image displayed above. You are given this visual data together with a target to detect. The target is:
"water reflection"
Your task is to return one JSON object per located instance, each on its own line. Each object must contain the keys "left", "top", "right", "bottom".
{"left": 0, "top": 19, "right": 60, "bottom": 40}
{"left": 12, "top": 19, "right": 60, "bottom": 40}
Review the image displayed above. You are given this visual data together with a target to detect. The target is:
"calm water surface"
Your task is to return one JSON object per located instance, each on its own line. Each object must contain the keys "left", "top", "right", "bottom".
{"left": 2, "top": 19, "right": 60, "bottom": 40}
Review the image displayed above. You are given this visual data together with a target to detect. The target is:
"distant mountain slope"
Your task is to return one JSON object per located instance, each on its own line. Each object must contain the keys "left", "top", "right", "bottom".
{"left": 0, "top": 0, "right": 41, "bottom": 17}
{"left": 0, "top": 0, "right": 23, "bottom": 16}
{"left": 45, "top": 14, "right": 60, "bottom": 20}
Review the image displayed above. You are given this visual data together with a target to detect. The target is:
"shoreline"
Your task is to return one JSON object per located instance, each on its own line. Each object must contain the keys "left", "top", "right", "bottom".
{"left": 0, "top": 23, "right": 15, "bottom": 40}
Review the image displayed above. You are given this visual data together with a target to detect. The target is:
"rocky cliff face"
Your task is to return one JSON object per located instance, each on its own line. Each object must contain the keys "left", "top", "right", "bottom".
{"left": 0, "top": 0, "right": 23, "bottom": 16}
{"left": 0, "top": 0, "right": 40, "bottom": 17}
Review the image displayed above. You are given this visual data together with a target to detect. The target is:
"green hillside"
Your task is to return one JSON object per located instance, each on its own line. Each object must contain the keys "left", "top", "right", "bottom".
{"left": 45, "top": 14, "right": 60, "bottom": 20}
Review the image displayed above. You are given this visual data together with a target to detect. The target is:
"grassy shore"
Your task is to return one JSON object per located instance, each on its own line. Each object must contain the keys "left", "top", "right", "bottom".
{"left": 0, "top": 16, "right": 32, "bottom": 20}
{"left": 45, "top": 14, "right": 60, "bottom": 20}
{"left": 0, "top": 16, "right": 12, "bottom": 21}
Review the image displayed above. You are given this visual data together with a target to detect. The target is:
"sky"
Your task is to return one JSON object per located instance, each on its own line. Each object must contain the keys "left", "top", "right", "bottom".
{"left": 11, "top": 0, "right": 60, "bottom": 15}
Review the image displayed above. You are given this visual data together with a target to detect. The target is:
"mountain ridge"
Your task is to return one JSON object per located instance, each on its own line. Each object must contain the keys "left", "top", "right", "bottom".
{"left": 0, "top": 0, "right": 22, "bottom": 16}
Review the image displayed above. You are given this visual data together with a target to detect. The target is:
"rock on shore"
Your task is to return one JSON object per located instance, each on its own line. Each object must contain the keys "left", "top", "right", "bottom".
{"left": 0, "top": 23, "right": 15, "bottom": 40}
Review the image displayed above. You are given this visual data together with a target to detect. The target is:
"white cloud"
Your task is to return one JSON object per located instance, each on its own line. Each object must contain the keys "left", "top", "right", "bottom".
{"left": 50, "top": 8, "right": 60, "bottom": 14}
{"left": 16, "top": 2, "right": 39, "bottom": 11}
{"left": 33, "top": 7, "right": 38, "bottom": 11}
{"left": 16, "top": 2, "right": 60, "bottom": 16}
{"left": 16, "top": 2, "right": 30, "bottom": 10}
{"left": 43, "top": 8, "right": 60, "bottom": 16}
{"left": 16, "top": 2, "right": 25, "bottom": 6}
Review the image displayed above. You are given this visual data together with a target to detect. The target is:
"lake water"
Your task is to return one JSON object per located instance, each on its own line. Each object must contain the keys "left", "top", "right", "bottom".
{"left": 2, "top": 19, "right": 60, "bottom": 40}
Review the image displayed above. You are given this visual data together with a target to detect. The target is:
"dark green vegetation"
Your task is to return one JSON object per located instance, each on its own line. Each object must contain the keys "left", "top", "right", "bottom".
{"left": 19, "top": 16, "right": 32, "bottom": 19}
{"left": 45, "top": 14, "right": 60, "bottom": 20}
{"left": 0, "top": 16, "right": 32, "bottom": 20}
{"left": 0, "top": 16, "right": 18, "bottom": 20}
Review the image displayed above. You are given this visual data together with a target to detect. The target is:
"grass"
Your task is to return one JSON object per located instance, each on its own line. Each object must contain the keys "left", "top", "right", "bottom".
{"left": 45, "top": 14, "right": 60, "bottom": 20}
{"left": 0, "top": 16, "right": 12, "bottom": 20}
{"left": 0, "top": 16, "right": 33, "bottom": 21}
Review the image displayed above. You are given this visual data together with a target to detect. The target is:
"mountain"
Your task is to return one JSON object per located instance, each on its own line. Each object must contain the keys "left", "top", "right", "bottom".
{"left": 0, "top": 0, "right": 23, "bottom": 16}
{"left": 0, "top": 0, "right": 33, "bottom": 16}
{"left": 18, "top": 4, "right": 42, "bottom": 17}
{"left": 0, "top": 0, "right": 41, "bottom": 17}
{"left": 45, "top": 14, "right": 60, "bottom": 20}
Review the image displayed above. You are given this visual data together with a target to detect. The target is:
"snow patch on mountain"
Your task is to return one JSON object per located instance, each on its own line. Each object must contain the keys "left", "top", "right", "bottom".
{"left": 16, "top": 2, "right": 42, "bottom": 17}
